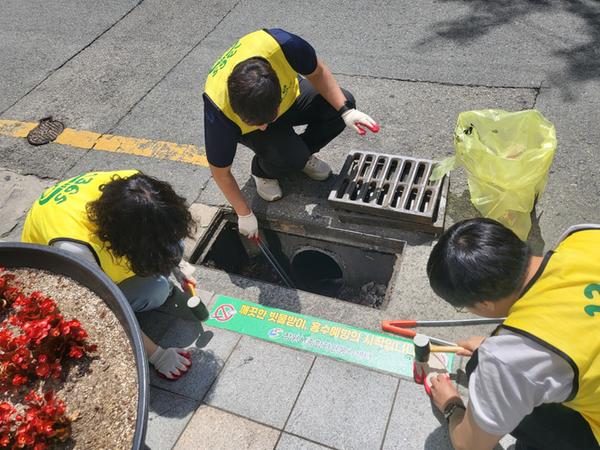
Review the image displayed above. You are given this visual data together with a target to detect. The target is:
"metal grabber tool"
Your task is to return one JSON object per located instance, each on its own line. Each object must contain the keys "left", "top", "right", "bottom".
{"left": 381, "top": 317, "right": 505, "bottom": 347}
{"left": 252, "top": 236, "right": 295, "bottom": 289}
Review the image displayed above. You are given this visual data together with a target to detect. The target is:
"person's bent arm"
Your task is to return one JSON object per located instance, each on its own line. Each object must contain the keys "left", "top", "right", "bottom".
{"left": 304, "top": 58, "right": 347, "bottom": 111}
{"left": 210, "top": 164, "right": 258, "bottom": 239}
{"left": 449, "top": 406, "right": 502, "bottom": 450}
{"left": 430, "top": 375, "right": 502, "bottom": 450}
{"left": 305, "top": 59, "right": 379, "bottom": 135}
{"left": 210, "top": 164, "right": 251, "bottom": 216}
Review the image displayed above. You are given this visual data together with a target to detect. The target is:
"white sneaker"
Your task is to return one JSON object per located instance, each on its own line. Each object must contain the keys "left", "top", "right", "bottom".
{"left": 253, "top": 175, "right": 283, "bottom": 201}
{"left": 302, "top": 155, "right": 332, "bottom": 181}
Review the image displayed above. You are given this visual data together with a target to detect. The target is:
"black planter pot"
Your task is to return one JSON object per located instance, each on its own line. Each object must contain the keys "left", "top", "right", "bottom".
{"left": 0, "top": 242, "right": 149, "bottom": 450}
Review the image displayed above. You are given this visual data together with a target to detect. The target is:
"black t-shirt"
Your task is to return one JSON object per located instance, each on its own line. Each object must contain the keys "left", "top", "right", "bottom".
{"left": 203, "top": 28, "right": 318, "bottom": 168}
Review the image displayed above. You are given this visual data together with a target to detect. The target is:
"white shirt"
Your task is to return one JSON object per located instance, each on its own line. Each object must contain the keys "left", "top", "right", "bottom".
{"left": 469, "top": 223, "right": 600, "bottom": 435}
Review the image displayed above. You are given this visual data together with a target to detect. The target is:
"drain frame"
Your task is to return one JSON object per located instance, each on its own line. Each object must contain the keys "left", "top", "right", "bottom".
{"left": 190, "top": 209, "right": 405, "bottom": 310}
{"left": 328, "top": 151, "right": 449, "bottom": 234}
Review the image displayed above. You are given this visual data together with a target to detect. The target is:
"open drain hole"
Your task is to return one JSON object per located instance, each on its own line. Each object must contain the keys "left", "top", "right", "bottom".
{"left": 194, "top": 219, "right": 401, "bottom": 309}
{"left": 291, "top": 249, "right": 344, "bottom": 298}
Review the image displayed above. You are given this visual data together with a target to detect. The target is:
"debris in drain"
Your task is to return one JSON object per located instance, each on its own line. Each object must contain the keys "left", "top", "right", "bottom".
{"left": 26, "top": 116, "right": 65, "bottom": 146}
{"left": 340, "top": 281, "right": 386, "bottom": 308}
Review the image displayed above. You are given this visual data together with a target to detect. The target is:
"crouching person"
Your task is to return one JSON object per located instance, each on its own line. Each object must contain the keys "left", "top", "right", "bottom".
{"left": 22, "top": 170, "right": 204, "bottom": 380}
{"left": 425, "top": 218, "right": 600, "bottom": 450}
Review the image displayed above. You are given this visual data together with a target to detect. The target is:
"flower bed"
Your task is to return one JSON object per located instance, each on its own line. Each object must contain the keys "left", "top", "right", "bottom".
{"left": 0, "top": 267, "right": 137, "bottom": 449}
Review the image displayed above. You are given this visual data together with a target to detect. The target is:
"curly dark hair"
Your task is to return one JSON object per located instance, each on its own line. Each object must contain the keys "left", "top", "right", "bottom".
{"left": 87, "top": 173, "right": 195, "bottom": 277}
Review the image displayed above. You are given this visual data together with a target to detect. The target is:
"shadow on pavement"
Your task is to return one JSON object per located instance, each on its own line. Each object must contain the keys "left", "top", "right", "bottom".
{"left": 417, "top": 0, "right": 600, "bottom": 100}
{"left": 419, "top": 0, "right": 551, "bottom": 44}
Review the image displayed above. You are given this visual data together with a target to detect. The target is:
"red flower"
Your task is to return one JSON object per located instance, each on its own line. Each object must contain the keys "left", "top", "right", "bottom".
{"left": 0, "top": 328, "right": 13, "bottom": 349}
{"left": 12, "top": 374, "right": 29, "bottom": 386}
{"left": 67, "top": 346, "right": 84, "bottom": 359}
{"left": 0, "top": 270, "right": 97, "bottom": 391}
{"left": 35, "top": 362, "right": 51, "bottom": 378}
{"left": 22, "top": 319, "right": 51, "bottom": 345}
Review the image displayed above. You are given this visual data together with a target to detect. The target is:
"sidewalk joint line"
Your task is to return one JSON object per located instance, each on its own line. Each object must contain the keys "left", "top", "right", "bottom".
{"left": 332, "top": 71, "right": 541, "bottom": 91}
{"left": 148, "top": 384, "right": 201, "bottom": 404}
{"left": 198, "top": 332, "right": 243, "bottom": 405}
{"left": 171, "top": 332, "right": 242, "bottom": 449}
{"left": 195, "top": 402, "right": 338, "bottom": 450}
{"left": 0, "top": 0, "right": 145, "bottom": 117}
{"left": 379, "top": 378, "right": 401, "bottom": 450}
{"left": 275, "top": 355, "right": 317, "bottom": 448}
{"left": 284, "top": 431, "right": 337, "bottom": 450}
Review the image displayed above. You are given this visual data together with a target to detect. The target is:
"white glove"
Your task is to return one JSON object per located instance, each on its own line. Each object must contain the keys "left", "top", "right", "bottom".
{"left": 149, "top": 347, "right": 192, "bottom": 380}
{"left": 172, "top": 260, "right": 196, "bottom": 292}
{"left": 341, "top": 109, "right": 380, "bottom": 135}
{"left": 238, "top": 212, "right": 259, "bottom": 239}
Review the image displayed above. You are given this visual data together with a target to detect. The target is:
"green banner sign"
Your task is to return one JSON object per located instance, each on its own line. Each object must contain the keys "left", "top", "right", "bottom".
{"left": 206, "top": 296, "right": 453, "bottom": 378}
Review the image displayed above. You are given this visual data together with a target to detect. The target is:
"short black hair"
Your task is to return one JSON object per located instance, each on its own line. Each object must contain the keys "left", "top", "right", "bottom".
{"left": 87, "top": 173, "right": 195, "bottom": 277}
{"left": 227, "top": 57, "right": 281, "bottom": 125}
{"left": 426, "top": 218, "right": 531, "bottom": 307}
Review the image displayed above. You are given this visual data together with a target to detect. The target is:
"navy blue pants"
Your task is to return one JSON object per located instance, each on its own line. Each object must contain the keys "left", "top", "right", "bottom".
{"left": 240, "top": 78, "right": 355, "bottom": 179}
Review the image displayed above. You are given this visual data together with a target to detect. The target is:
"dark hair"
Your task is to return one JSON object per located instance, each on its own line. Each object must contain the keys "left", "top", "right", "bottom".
{"left": 87, "top": 173, "right": 195, "bottom": 277}
{"left": 227, "top": 57, "right": 281, "bottom": 125}
{"left": 426, "top": 218, "right": 531, "bottom": 307}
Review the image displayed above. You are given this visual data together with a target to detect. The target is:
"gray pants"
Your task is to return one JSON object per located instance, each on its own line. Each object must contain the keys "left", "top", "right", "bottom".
{"left": 118, "top": 275, "right": 172, "bottom": 312}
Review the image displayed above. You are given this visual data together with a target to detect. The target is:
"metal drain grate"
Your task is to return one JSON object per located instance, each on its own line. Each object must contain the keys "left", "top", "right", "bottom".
{"left": 328, "top": 151, "right": 448, "bottom": 231}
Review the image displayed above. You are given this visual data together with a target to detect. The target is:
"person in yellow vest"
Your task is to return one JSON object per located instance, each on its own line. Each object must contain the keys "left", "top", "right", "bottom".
{"left": 22, "top": 170, "right": 205, "bottom": 380}
{"left": 204, "top": 28, "right": 379, "bottom": 239}
{"left": 424, "top": 218, "right": 600, "bottom": 450}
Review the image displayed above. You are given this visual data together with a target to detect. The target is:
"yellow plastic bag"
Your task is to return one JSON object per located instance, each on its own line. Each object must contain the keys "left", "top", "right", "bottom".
{"left": 431, "top": 109, "right": 557, "bottom": 240}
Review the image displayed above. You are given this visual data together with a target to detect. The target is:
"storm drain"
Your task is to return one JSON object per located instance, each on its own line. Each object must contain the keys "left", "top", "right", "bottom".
{"left": 191, "top": 215, "right": 403, "bottom": 309}
{"left": 328, "top": 151, "right": 448, "bottom": 233}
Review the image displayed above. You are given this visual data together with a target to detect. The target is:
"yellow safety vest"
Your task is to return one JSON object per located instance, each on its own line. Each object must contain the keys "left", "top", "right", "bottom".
{"left": 502, "top": 228, "right": 600, "bottom": 443}
{"left": 204, "top": 29, "right": 301, "bottom": 135}
{"left": 21, "top": 170, "right": 138, "bottom": 284}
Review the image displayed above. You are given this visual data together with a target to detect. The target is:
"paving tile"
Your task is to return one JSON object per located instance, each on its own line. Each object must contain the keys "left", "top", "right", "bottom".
{"left": 285, "top": 357, "right": 398, "bottom": 450}
{"left": 136, "top": 310, "right": 174, "bottom": 344}
{"left": 149, "top": 319, "right": 241, "bottom": 401}
{"left": 174, "top": 404, "right": 280, "bottom": 450}
{"left": 205, "top": 336, "right": 314, "bottom": 428}
{"left": 382, "top": 380, "right": 515, "bottom": 450}
{"left": 382, "top": 380, "right": 450, "bottom": 450}
{"left": 145, "top": 387, "right": 199, "bottom": 450}
{"left": 276, "top": 433, "right": 332, "bottom": 450}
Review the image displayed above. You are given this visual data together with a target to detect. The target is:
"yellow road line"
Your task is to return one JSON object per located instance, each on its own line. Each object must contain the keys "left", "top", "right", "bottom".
{"left": 0, "top": 119, "right": 208, "bottom": 167}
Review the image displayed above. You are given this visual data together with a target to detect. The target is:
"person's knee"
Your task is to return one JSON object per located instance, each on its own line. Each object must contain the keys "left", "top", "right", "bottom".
{"left": 255, "top": 149, "right": 310, "bottom": 177}
{"left": 119, "top": 276, "right": 171, "bottom": 312}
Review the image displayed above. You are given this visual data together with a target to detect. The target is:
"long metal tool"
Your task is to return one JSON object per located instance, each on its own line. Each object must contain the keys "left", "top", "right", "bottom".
{"left": 382, "top": 317, "right": 505, "bottom": 347}
{"left": 391, "top": 318, "right": 505, "bottom": 327}
{"left": 253, "top": 237, "right": 295, "bottom": 289}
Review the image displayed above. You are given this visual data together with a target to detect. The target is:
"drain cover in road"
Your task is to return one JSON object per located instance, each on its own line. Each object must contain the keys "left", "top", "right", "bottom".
{"left": 26, "top": 117, "right": 64, "bottom": 146}
{"left": 206, "top": 295, "right": 454, "bottom": 378}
